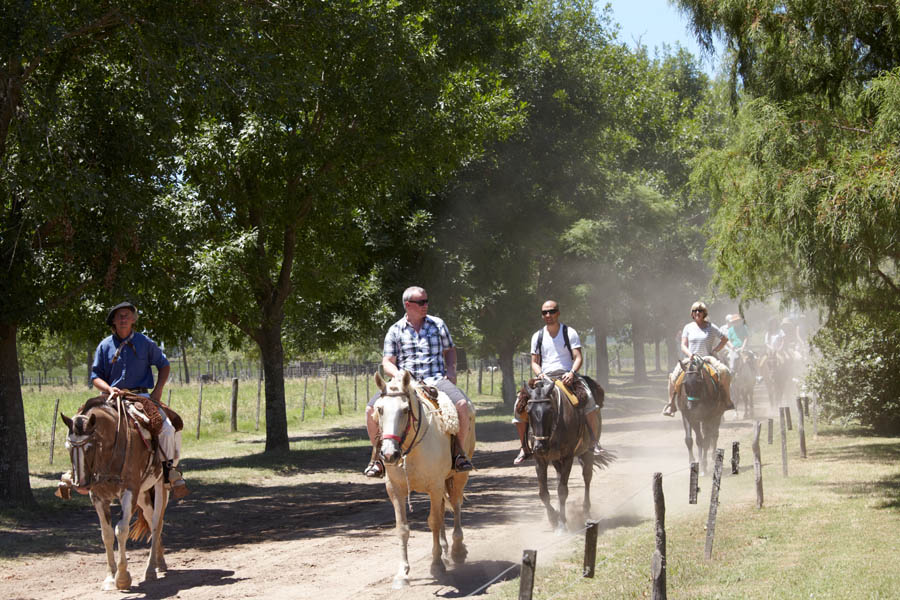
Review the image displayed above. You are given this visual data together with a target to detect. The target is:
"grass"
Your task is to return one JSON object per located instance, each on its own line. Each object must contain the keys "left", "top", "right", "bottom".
{"left": 482, "top": 424, "right": 900, "bottom": 600}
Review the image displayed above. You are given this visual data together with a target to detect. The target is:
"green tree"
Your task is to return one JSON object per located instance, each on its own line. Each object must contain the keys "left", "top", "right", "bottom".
{"left": 0, "top": 2, "right": 205, "bottom": 508}
{"left": 179, "top": 1, "right": 521, "bottom": 451}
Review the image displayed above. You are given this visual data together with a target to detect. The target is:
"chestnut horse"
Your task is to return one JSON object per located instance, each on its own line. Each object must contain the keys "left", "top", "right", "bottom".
{"left": 61, "top": 396, "right": 168, "bottom": 590}
{"left": 372, "top": 371, "right": 475, "bottom": 589}
{"left": 517, "top": 376, "right": 606, "bottom": 533}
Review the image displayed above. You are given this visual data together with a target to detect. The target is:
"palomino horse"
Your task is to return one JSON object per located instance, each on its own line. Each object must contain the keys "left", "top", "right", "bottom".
{"left": 517, "top": 376, "right": 606, "bottom": 533}
{"left": 61, "top": 396, "right": 168, "bottom": 590}
{"left": 729, "top": 347, "right": 758, "bottom": 418}
{"left": 674, "top": 357, "right": 725, "bottom": 476}
{"left": 373, "top": 371, "right": 475, "bottom": 589}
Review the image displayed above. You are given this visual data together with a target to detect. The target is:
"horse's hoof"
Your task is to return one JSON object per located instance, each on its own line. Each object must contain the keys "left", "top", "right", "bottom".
{"left": 430, "top": 561, "right": 447, "bottom": 577}
{"left": 392, "top": 577, "right": 410, "bottom": 589}
{"left": 157, "top": 558, "right": 168, "bottom": 572}
{"left": 102, "top": 576, "right": 117, "bottom": 591}
{"left": 555, "top": 523, "right": 568, "bottom": 536}
{"left": 144, "top": 569, "right": 157, "bottom": 582}
{"left": 116, "top": 571, "right": 132, "bottom": 590}
{"left": 451, "top": 545, "right": 468, "bottom": 564}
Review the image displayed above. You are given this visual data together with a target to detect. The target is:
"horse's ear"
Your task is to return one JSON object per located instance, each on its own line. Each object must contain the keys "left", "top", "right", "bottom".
{"left": 401, "top": 370, "right": 411, "bottom": 389}
{"left": 375, "top": 372, "right": 386, "bottom": 393}
{"left": 86, "top": 413, "right": 96, "bottom": 431}
{"left": 60, "top": 413, "right": 73, "bottom": 433}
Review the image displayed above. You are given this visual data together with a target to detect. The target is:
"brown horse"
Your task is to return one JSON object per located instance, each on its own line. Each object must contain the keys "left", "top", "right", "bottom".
{"left": 517, "top": 376, "right": 607, "bottom": 533}
{"left": 676, "top": 357, "right": 725, "bottom": 476}
{"left": 61, "top": 396, "right": 169, "bottom": 590}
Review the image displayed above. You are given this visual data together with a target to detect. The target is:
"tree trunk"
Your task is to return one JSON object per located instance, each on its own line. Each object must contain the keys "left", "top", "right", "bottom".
{"left": 592, "top": 309, "right": 610, "bottom": 388}
{"left": 181, "top": 341, "right": 190, "bottom": 384}
{"left": 498, "top": 346, "right": 517, "bottom": 407}
{"left": 632, "top": 312, "right": 648, "bottom": 383}
{"left": 66, "top": 350, "right": 74, "bottom": 385}
{"left": 258, "top": 323, "right": 289, "bottom": 453}
{"left": 86, "top": 348, "right": 93, "bottom": 388}
{"left": 654, "top": 340, "right": 662, "bottom": 373}
{"left": 665, "top": 330, "right": 679, "bottom": 372}
{"left": 0, "top": 323, "right": 36, "bottom": 508}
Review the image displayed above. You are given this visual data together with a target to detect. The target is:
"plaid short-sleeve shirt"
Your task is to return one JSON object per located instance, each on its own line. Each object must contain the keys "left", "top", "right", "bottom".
{"left": 383, "top": 315, "right": 453, "bottom": 382}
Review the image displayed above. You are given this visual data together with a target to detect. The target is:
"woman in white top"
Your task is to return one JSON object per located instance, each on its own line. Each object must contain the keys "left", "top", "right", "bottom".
{"left": 663, "top": 301, "right": 734, "bottom": 416}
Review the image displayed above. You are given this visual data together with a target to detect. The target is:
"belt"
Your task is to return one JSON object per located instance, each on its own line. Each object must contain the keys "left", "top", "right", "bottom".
{"left": 127, "top": 387, "right": 150, "bottom": 394}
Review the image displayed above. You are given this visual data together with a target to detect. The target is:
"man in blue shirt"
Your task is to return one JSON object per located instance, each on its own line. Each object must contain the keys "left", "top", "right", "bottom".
{"left": 363, "top": 286, "right": 475, "bottom": 477}
{"left": 91, "top": 301, "right": 188, "bottom": 497}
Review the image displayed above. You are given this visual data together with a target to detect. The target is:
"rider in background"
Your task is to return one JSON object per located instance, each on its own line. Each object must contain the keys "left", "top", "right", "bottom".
{"left": 663, "top": 301, "right": 734, "bottom": 417}
{"left": 724, "top": 313, "right": 750, "bottom": 370}
{"left": 512, "top": 300, "right": 603, "bottom": 465}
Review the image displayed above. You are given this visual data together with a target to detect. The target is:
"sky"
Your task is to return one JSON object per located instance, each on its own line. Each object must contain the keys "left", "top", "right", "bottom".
{"left": 601, "top": 0, "right": 723, "bottom": 75}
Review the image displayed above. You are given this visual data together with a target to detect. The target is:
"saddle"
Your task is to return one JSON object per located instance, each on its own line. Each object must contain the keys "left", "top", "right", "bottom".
{"left": 416, "top": 385, "right": 441, "bottom": 410}
{"left": 79, "top": 393, "right": 183, "bottom": 437}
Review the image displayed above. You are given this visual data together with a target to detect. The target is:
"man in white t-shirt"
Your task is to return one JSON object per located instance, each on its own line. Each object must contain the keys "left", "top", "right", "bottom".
{"left": 512, "top": 300, "right": 603, "bottom": 465}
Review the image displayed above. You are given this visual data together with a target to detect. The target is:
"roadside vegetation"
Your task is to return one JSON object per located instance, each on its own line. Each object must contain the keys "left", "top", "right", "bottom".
{"left": 485, "top": 423, "right": 900, "bottom": 599}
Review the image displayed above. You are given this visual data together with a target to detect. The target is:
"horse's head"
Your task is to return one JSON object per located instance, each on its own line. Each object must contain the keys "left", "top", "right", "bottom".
{"left": 374, "top": 370, "right": 415, "bottom": 465}
{"left": 61, "top": 411, "right": 99, "bottom": 489}
{"left": 525, "top": 378, "right": 557, "bottom": 455}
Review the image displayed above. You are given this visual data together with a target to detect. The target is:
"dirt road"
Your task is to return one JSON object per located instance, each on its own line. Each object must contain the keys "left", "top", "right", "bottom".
{"left": 1, "top": 376, "right": 754, "bottom": 600}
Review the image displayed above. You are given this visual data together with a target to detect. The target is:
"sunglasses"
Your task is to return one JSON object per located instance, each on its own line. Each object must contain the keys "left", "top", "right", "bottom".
{"left": 691, "top": 309, "right": 706, "bottom": 315}
{"left": 541, "top": 309, "right": 559, "bottom": 315}
{"left": 407, "top": 299, "right": 428, "bottom": 306}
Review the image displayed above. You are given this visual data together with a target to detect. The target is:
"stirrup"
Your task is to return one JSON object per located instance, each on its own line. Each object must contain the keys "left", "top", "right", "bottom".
{"left": 453, "top": 454, "right": 474, "bottom": 471}
{"left": 513, "top": 447, "right": 531, "bottom": 465}
{"left": 662, "top": 404, "right": 677, "bottom": 417}
{"left": 364, "top": 459, "right": 385, "bottom": 478}
{"left": 591, "top": 442, "right": 604, "bottom": 456}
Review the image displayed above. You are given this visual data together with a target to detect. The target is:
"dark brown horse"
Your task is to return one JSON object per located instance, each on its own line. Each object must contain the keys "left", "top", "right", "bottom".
{"left": 61, "top": 396, "right": 169, "bottom": 590}
{"left": 729, "top": 347, "right": 758, "bottom": 418}
{"left": 760, "top": 350, "right": 793, "bottom": 414}
{"left": 676, "top": 356, "right": 725, "bottom": 476}
{"left": 517, "top": 376, "right": 606, "bottom": 533}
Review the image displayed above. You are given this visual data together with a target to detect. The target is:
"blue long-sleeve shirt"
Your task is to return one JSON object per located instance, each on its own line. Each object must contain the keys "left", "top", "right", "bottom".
{"left": 91, "top": 332, "right": 169, "bottom": 390}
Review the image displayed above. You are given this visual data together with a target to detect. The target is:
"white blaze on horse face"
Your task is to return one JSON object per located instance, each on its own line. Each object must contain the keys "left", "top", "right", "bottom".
{"left": 66, "top": 434, "right": 92, "bottom": 487}
{"left": 377, "top": 394, "right": 411, "bottom": 464}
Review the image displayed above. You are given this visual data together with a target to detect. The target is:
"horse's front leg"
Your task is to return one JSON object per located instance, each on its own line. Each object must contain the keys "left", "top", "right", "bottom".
{"left": 555, "top": 459, "right": 574, "bottom": 535}
{"left": 681, "top": 413, "right": 696, "bottom": 466}
{"left": 112, "top": 490, "right": 134, "bottom": 590}
{"left": 535, "top": 460, "right": 557, "bottom": 528}
{"left": 140, "top": 480, "right": 167, "bottom": 580}
{"left": 93, "top": 498, "right": 118, "bottom": 591}
{"left": 385, "top": 478, "right": 411, "bottom": 589}
{"left": 428, "top": 489, "right": 447, "bottom": 578}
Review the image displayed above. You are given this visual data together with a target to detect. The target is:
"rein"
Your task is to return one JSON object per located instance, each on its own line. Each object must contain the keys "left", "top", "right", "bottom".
{"left": 527, "top": 384, "right": 561, "bottom": 442}
{"left": 380, "top": 390, "right": 429, "bottom": 458}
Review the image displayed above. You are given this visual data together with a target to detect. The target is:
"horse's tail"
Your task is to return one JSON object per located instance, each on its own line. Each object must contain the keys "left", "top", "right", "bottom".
{"left": 581, "top": 375, "right": 604, "bottom": 409}
{"left": 128, "top": 491, "right": 154, "bottom": 542}
{"left": 591, "top": 446, "right": 616, "bottom": 470}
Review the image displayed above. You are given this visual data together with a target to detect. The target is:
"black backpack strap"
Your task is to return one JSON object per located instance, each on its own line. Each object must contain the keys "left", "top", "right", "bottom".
{"left": 535, "top": 327, "right": 544, "bottom": 357}
{"left": 562, "top": 324, "right": 573, "bottom": 360}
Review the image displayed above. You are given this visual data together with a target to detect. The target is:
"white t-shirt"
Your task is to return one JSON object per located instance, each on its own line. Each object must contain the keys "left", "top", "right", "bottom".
{"left": 681, "top": 321, "right": 727, "bottom": 356}
{"left": 530, "top": 325, "right": 582, "bottom": 373}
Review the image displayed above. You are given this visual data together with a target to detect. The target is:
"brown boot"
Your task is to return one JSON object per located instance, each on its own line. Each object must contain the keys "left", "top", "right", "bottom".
{"left": 165, "top": 463, "right": 190, "bottom": 498}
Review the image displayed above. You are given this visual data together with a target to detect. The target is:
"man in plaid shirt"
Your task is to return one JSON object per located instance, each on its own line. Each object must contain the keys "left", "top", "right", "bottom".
{"left": 364, "top": 286, "right": 475, "bottom": 477}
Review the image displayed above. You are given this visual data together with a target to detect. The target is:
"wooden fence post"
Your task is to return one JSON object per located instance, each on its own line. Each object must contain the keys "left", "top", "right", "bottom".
{"left": 780, "top": 407, "right": 789, "bottom": 477}
{"left": 256, "top": 373, "right": 262, "bottom": 431}
{"left": 490, "top": 366, "right": 494, "bottom": 396}
{"left": 334, "top": 372, "right": 342, "bottom": 415}
{"left": 731, "top": 441, "right": 740, "bottom": 475}
{"left": 651, "top": 472, "right": 667, "bottom": 599}
{"left": 353, "top": 367, "right": 358, "bottom": 411}
{"left": 689, "top": 462, "right": 699, "bottom": 504}
{"left": 784, "top": 405, "right": 793, "bottom": 430}
{"left": 167, "top": 388, "right": 172, "bottom": 407}
{"left": 196, "top": 380, "right": 203, "bottom": 440}
{"left": 753, "top": 421, "right": 764, "bottom": 508}
{"left": 49, "top": 398, "right": 60, "bottom": 465}
{"left": 583, "top": 520, "right": 599, "bottom": 578}
{"left": 478, "top": 361, "right": 483, "bottom": 394}
{"left": 704, "top": 449, "right": 725, "bottom": 560}
{"left": 795, "top": 396, "right": 807, "bottom": 458}
{"left": 767, "top": 418, "right": 773, "bottom": 444}
{"left": 230, "top": 378, "right": 239, "bottom": 432}
{"left": 518, "top": 549, "right": 537, "bottom": 600}
{"left": 321, "top": 370, "right": 328, "bottom": 418}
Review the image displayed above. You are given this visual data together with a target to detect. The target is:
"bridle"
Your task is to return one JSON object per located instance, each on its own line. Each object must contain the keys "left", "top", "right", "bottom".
{"left": 379, "top": 389, "right": 428, "bottom": 458}
{"left": 527, "top": 380, "right": 561, "bottom": 443}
